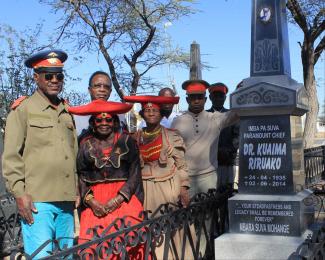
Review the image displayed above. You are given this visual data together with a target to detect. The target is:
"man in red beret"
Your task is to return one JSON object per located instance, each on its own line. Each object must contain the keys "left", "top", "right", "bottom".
{"left": 207, "top": 83, "right": 239, "bottom": 188}
{"left": 172, "top": 79, "right": 239, "bottom": 195}
{"left": 2, "top": 49, "right": 78, "bottom": 257}
{"left": 171, "top": 79, "right": 238, "bottom": 256}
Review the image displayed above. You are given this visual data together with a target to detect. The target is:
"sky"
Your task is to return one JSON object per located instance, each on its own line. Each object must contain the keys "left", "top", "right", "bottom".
{"left": 0, "top": 0, "right": 324, "bottom": 112}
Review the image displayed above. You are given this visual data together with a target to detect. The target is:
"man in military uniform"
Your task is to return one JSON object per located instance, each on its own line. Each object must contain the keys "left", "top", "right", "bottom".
{"left": 207, "top": 83, "right": 239, "bottom": 187}
{"left": 2, "top": 50, "right": 78, "bottom": 257}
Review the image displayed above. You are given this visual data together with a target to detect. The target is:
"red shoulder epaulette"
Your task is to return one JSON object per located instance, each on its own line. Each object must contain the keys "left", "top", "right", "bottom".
{"left": 11, "top": 96, "right": 28, "bottom": 110}
{"left": 63, "top": 99, "right": 71, "bottom": 108}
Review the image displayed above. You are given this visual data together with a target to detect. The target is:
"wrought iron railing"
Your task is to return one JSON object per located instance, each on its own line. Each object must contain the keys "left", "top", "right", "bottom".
{"left": 304, "top": 145, "right": 325, "bottom": 186}
{"left": 304, "top": 145, "right": 325, "bottom": 222}
{"left": 7, "top": 187, "right": 232, "bottom": 259}
{"left": 0, "top": 194, "right": 22, "bottom": 258}
{"left": 288, "top": 224, "right": 325, "bottom": 260}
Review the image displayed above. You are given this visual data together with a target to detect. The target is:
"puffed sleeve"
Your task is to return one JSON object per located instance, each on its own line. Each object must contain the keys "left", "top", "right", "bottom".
{"left": 169, "top": 130, "right": 190, "bottom": 188}
{"left": 2, "top": 106, "right": 27, "bottom": 198}
{"left": 118, "top": 136, "right": 144, "bottom": 203}
{"left": 77, "top": 141, "right": 93, "bottom": 206}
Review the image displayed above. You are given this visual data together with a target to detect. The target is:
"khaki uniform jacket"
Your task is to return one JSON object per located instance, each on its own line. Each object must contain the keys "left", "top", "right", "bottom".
{"left": 2, "top": 91, "right": 78, "bottom": 202}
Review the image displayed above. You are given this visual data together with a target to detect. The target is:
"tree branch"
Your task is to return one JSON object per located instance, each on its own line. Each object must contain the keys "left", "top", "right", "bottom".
{"left": 71, "top": 2, "right": 99, "bottom": 38}
{"left": 311, "top": 19, "right": 325, "bottom": 43}
{"left": 287, "top": 0, "right": 309, "bottom": 35}
{"left": 49, "top": 10, "right": 75, "bottom": 47}
{"left": 98, "top": 39, "right": 123, "bottom": 99}
{"left": 314, "top": 35, "right": 325, "bottom": 65}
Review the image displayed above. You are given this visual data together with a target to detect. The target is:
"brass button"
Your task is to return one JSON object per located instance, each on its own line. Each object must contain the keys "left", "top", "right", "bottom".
{"left": 65, "top": 174, "right": 69, "bottom": 178}
{"left": 65, "top": 156, "right": 69, "bottom": 160}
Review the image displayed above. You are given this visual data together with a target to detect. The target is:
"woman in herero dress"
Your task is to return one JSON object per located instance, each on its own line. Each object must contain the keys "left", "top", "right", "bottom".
{"left": 68, "top": 100, "right": 144, "bottom": 259}
{"left": 124, "top": 95, "right": 194, "bottom": 260}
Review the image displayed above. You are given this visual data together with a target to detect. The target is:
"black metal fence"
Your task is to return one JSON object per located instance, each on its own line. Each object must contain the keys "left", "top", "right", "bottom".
{"left": 288, "top": 224, "right": 325, "bottom": 260}
{"left": 304, "top": 145, "right": 325, "bottom": 186}
{"left": 7, "top": 187, "right": 232, "bottom": 259}
{"left": 0, "top": 194, "right": 22, "bottom": 258}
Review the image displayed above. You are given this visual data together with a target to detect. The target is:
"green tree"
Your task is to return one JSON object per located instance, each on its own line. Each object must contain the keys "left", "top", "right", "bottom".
{"left": 39, "top": 0, "right": 196, "bottom": 99}
{"left": 0, "top": 25, "right": 39, "bottom": 134}
{"left": 286, "top": 0, "right": 325, "bottom": 148}
{"left": 0, "top": 24, "right": 87, "bottom": 134}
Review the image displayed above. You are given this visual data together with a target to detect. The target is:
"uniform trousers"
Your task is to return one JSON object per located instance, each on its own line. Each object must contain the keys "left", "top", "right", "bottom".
{"left": 189, "top": 171, "right": 217, "bottom": 197}
{"left": 21, "top": 201, "right": 74, "bottom": 259}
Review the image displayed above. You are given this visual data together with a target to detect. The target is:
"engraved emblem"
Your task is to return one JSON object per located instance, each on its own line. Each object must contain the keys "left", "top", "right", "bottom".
{"left": 259, "top": 7, "right": 272, "bottom": 23}
{"left": 236, "top": 87, "right": 289, "bottom": 106}
{"left": 47, "top": 52, "right": 58, "bottom": 58}
{"left": 47, "top": 58, "right": 60, "bottom": 65}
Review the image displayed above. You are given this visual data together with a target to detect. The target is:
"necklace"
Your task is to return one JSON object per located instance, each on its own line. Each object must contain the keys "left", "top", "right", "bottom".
{"left": 143, "top": 127, "right": 162, "bottom": 137}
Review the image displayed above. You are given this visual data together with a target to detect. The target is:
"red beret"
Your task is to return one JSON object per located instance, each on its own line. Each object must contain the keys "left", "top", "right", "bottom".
{"left": 123, "top": 95, "right": 179, "bottom": 109}
{"left": 182, "top": 79, "right": 209, "bottom": 94}
{"left": 208, "top": 83, "right": 228, "bottom": 94}
{"left": 68, "top": 100, "right": 133, "bottom": 116}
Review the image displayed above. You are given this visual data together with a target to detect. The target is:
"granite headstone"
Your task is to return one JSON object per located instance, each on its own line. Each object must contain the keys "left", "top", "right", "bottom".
{"left": 215, "top": 0, "right": 313, "bottom": 259}
{"left": 239, "top": 115, "right": 293, "bottom": 194}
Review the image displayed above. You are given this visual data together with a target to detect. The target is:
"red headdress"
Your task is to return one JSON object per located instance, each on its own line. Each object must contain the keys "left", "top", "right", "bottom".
{"left": 123, "top": 95, "right": 179, "bottom": 109}
{"left": 68, "top": 99, "right": 133, "bottom": 116}
{"left": 181, "top": 79, "right": 210, "bottom": 94}
{"left": 208, "top": 83, "right": 228, "bottom": 94}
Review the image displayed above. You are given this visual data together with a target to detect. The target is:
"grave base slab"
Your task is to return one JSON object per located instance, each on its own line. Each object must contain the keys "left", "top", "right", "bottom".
{"left": 214, "top": 231, "right": 312, "bottom": 260}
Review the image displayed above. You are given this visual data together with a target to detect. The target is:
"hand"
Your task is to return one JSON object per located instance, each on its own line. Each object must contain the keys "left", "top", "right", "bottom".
{"left": 75, "top": 195, "right": 81, "bottom": 208}
{"left": 75, "top": 188, "right": 81, "bottom": 208}
{"left": 16, "top": 194, "right": 37, "bottom": 225}
{"left": 105, "top": 194, "right": 125, "bottom": 214}
{"left": 179, "top": 187, "right": 190, "bottom": 208}
{"left": 87, "top": 198, "right": 107, "bottom": 217}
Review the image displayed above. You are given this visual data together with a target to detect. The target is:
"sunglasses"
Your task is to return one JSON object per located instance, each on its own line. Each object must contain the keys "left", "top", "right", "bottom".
{"left": 94, "top": 117, "right": 113, "bottom": 124}
{"left": 43, "top": 73, "right": 64, "bottom": 81}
